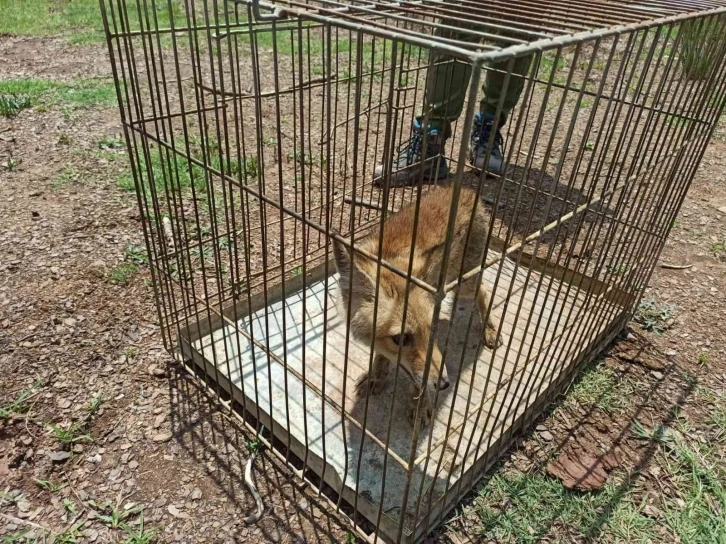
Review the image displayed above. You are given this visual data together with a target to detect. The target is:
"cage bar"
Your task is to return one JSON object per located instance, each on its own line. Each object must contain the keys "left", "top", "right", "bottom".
{"left": 100, "top": 0, "right": 726, "bottom": 541}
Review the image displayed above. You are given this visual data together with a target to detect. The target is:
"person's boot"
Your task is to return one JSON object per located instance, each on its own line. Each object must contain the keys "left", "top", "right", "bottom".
{"left": 373, "top": 120, "right": 448, "bottom": 186}
{"left": 470, "top": 112, "right": 505, "bottom": 175}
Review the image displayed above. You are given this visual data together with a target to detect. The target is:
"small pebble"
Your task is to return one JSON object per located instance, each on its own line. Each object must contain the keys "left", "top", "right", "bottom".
{"left": 153, "top": 433, "right": 172, "bottom": 443}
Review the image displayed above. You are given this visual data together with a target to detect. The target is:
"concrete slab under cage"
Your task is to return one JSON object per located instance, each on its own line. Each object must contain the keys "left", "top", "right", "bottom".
{"left": 181, "top": 253, "right": 628, "bottom": 543}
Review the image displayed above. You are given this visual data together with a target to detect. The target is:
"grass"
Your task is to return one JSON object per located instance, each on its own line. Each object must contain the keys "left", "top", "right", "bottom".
{"left": 638, "top": 420, "right": 726, "bottom": 541}
{"left": 47, "top": 422, "right": 93, "bottom": 444}
{"left": 0, "top": 78, "right": 117, "bottom": 114}
{"left": 470, "top": 469, "right": 655, "bottom": 543}
{"left": 678, "top": 16, "right": 726, "bottom": 80}
{"left": 121, "top": 511, "right": 156, "bottom": 544}
{"left": 634, "top": 298, "right": 674, "bottom": 334}
{"left": 0, "top": 93, "right": 32, "bottom": 118}
{"left": 98, "top": 135, "right": 125, "bottom": 150}
{"left": 468, "top": 388, "right": 725, "bottom": 543}
{"left": 110, "top": 262, "right": 139, "bottom": 284}
{"left": 698, "top": 388, "right": 726, "bottom": 443}
{"left": 0, "top": 380, "right": 44, "bottom": 419}
{"left": 711, "top": 237, "right": 726, "bottom": 261}
{"left": 117, "top": 141, "right": 259, "bottom": 208}
{"left": 539, "top": 50, "right": 570, "bottom": 85}
{"left": 0, "top": 0, "right": 188, "bottom": 44}
{"left": 55, "top": 522, "right": 86, "bottom": 544}
{"left": 109, "top": 242, "right": 148, "bottom": 284}
{"left": 125, "top": 242, "right": 149, "bottom": 265}
{"left": 86, "top": 393, "right": 106, "bottom": 415}
{"left": 606, "top": 263, "right": 630, "bottom": 276}
{"left": 117, "top": 146, "right": 205, "bottom": 197}
{"left": 51, "top": 167, "right": 85, "bottom": 189}
{"left": 565, "top": 363, "right": 633, "bottom": 414}
{"left": 63, "top": 498, "right": 77, "bottom": 514}
{"left": 35, "top": 479, "right": 67, "bottom": 492}
{"left": 245, "top": 437, "right": 264, "bottom": 454}
{"left": 89, "top": 498, "right": 142, "bottom": 529}
{"left": 2, "top": 154, "right": 22, "bottom": 172}
{"left": 697, "top": 352, "right": 710, "bottom": 367}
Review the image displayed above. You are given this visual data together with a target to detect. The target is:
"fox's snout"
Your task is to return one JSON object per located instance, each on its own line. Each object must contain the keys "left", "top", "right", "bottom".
{"left": 428, "top": 348, "right": 449, "bottom": 391}
{"left": 437, "top": 373, "right": 450, "bottom": 391}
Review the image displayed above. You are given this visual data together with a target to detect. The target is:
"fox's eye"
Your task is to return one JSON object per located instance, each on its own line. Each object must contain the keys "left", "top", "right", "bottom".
{"left": 391, "top": 333, "right": 413, "bottom": 347}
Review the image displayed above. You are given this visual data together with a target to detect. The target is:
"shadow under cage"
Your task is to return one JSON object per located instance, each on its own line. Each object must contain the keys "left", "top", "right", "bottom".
{"left": 100, "top": 0, "right": 726, "bottom": 541}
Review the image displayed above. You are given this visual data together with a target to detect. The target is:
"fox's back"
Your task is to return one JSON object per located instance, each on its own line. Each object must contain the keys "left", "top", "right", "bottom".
{"left": 359, "top": 186, "right": 485, "bottom": 284}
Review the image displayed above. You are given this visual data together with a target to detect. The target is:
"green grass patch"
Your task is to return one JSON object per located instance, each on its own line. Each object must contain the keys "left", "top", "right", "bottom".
{"left": 1, "top": 154, "right": 22, "bottom": 172}
{"left": 678, "top": 15, "right": 726, "bottom": 80}
{"left": 35, "top": 479, "right": 67, "bottom": 493}
{"left": 634, "top": 298, "right": 674, "bottom": 334}
{"left": 0, "top": 78, "right": 117, "bottom": 113}
{"left": 471, "top": 470, "right": 655, "bottom": 542}
{"left": 98, "top": 135, "right": 125, "bottom": 150}
{"left": 711, "top": 237, "right": 726, "bottom": 261}
{"left": 0, "top": 0, "right": 188, "bottom": 44}
{"left": 0, "top": 93, "right": 32, "bottom": 118}
{"left": 51, "top": 167, "right": 85, "bottom": 189}
{"left": 0, "top": 380, "right": 44, "bottom": 419}
{"left": 470, "top": 405, "right": 724, "bottom": 542}
{"left": 110, "top": 261, "right": 138, "bottom": 284}
{"left": 108, "top": 242, "right": 148, "bottom": 284}
{"left": 698, "top": 388, "right": 726, "bottom": 443}
{"left": 117, "top": 146, "right": 206, "bottom": 197}
{"left": 565, "top": 364, "right": 633, "bottom": 414}
{"left": 121, "top": 511, "right": 156, "bottom": 544}
{"left": 47, "top": 422, "right": 93, "bottom": 444}
{"left": 118, "top": 141, "right": 257, "bottom": 206}
{"left": 637, "top": 421, "right": 726, "bottom": 541}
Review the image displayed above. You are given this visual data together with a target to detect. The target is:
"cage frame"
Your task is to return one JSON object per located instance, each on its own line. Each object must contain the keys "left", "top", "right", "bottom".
{"left": 100, "top": 0, "right": 726, "bottom": 541}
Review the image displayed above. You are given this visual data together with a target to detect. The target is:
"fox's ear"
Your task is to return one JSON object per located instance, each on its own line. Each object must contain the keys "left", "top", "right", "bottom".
{"left": 332, "top": 235, "right": 351, "bottom": 279}
{"left": 332, "top": 234, "right": 373, "bottom": 298}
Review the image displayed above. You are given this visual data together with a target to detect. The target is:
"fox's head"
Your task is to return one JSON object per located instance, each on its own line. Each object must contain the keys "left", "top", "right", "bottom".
{"left": 332, "top": 238, "right": 449, "bottom": 391}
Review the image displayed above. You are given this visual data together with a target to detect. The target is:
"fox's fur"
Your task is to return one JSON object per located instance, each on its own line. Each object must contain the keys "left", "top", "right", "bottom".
{"left": 333, "top": 185, "right": 501, "bottom": 427}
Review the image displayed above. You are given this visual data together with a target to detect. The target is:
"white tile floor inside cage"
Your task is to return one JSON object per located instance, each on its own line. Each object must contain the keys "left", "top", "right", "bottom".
{"left": 191, "top": 256, "right": 622, "bottom": 534}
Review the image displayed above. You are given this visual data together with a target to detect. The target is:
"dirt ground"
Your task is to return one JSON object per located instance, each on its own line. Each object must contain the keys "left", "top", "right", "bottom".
{"left": 2, "top": 31, "right": 725, "bottom": 544}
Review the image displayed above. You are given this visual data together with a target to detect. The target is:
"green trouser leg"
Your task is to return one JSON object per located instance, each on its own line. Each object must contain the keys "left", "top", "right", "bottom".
{"left": 416, "top": 25, "right": 533, "bottom": 138}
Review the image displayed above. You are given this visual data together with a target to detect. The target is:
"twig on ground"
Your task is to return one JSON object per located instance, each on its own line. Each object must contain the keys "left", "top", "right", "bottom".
{"left": 660, "top": 262, "right": 693, "bottom": 270}
{"left": 344, "top": 196, "right": 384, "bottom": 211}
{"left": 0, "top": 512, "right": 51, "bottom": 532}
{"left": 243, "top": 452, "right": 264, "bottom": 524}
{"left": 14, "top": 332, "right": 38, "bottom": 344}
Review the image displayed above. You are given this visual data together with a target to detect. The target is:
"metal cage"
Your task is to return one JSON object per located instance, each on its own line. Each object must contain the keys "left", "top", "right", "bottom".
{"left": 100, "top": 0, "right": 726, "bottom": 541}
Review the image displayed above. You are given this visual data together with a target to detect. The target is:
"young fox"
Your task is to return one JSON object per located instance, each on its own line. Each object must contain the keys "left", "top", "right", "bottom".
{"left": 333, "top": 185, "right": 501, "bottom": 427}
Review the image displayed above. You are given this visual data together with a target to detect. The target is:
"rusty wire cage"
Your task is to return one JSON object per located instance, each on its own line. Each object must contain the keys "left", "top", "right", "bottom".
{"left": 101, "top": 0, "right": 726, "bottom": 541}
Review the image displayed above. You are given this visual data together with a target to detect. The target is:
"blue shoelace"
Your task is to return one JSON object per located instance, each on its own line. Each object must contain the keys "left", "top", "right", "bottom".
{"left": 405, "top": 131, "right": 424, "bottom": 165}
{"left": 473, "top": 114, "right": 503, "bottom": 151}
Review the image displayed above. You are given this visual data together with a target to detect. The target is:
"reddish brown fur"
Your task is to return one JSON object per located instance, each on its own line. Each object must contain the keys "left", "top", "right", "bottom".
{"left": 333, "top": 186, "right": 500, "bottom": 427}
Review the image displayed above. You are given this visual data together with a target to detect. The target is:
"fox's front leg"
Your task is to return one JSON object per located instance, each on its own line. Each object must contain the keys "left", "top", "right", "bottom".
{"left": 355, "top": 354, "right": 390, "bottom": 396}
{"left": 476, "top": 283, "right": 501, "bottom": 349}
{"left": 407, "top": 379, "right": 433, "bottom": 428}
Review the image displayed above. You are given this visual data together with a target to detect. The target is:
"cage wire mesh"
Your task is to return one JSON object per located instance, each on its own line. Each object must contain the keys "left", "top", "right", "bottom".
{"left": 100, "top": 0, "right": 726, "bottom": 541}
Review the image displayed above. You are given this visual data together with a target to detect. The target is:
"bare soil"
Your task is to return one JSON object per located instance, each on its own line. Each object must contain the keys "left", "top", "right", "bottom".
{"left": 1, "top": 33, "right": 725, "bottom": 544}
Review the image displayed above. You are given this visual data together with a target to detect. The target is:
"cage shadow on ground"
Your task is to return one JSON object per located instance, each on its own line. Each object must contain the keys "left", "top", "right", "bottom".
{"left": 165, "top": 364, "right": 356, "bottom": 543}
{"left": 460, "top": 163, "right": 617, "bottom": 249}
{"left": 436, "top": 329, "right": 698, "bottom": 543}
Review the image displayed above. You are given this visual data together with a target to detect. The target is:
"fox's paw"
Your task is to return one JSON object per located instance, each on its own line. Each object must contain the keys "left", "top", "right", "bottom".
{"left": 483, "top": 327, "right": 502, "bottom": 350}
{"left": 408, "top": 395, "right": 433, "bottom": 428}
